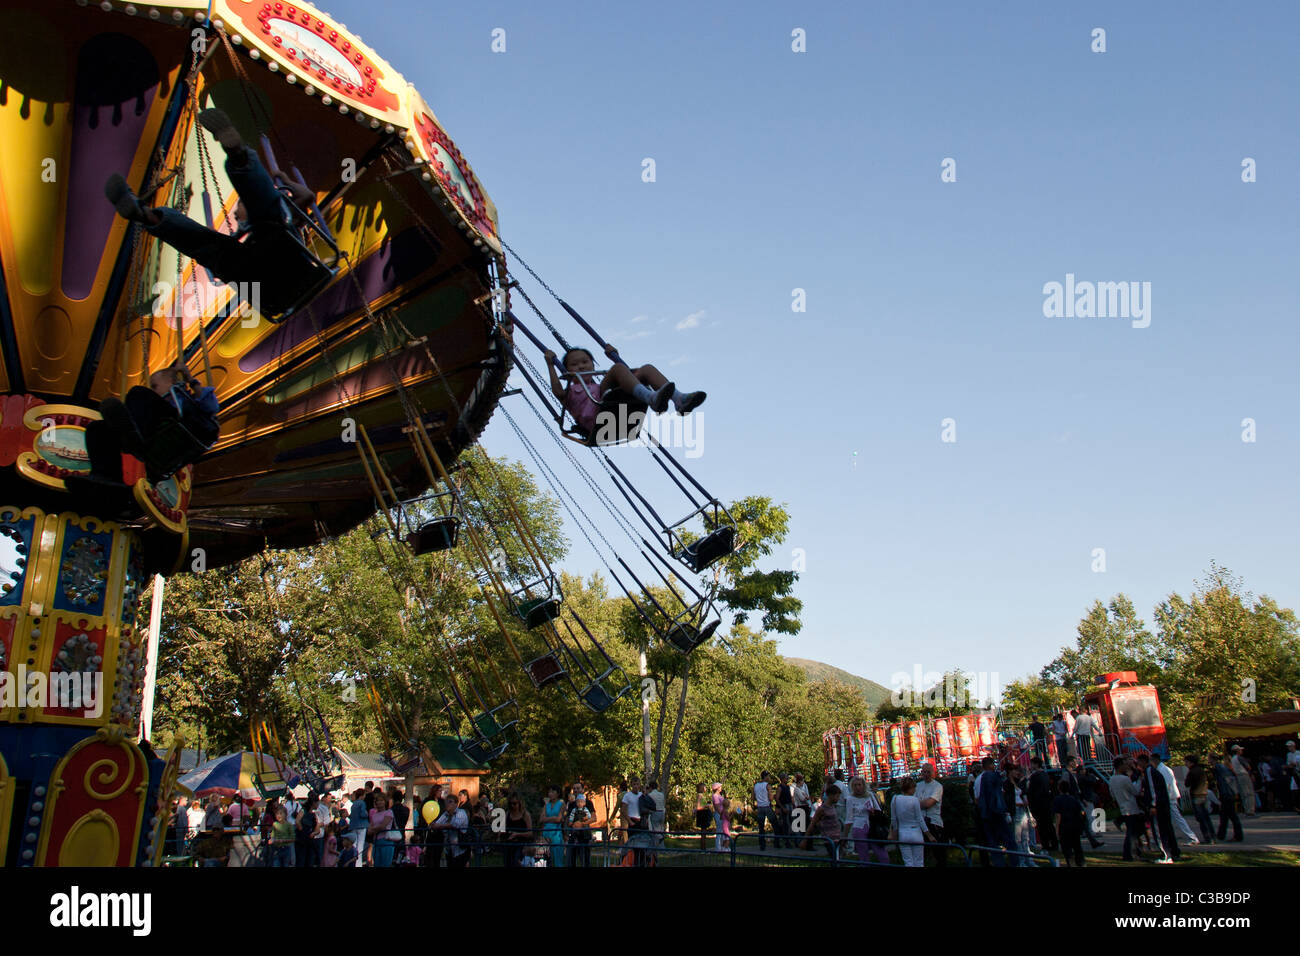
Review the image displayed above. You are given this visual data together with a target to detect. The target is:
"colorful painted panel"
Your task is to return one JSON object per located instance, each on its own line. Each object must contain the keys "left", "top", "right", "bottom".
{"left": 36, "top": 727, "right": 148, "bottom": 867}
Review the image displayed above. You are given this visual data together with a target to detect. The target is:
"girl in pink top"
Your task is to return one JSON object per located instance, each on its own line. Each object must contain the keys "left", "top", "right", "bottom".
{"left": 546, "top": 345, "right": 706, "bottom": 438}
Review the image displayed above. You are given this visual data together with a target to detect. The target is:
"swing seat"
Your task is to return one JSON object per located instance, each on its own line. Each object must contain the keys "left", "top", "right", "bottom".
{"left": 678, "top": 526, "right": 737, "bottom": 573}
{"left": 568, "top": 389, "right": 649, "bottom": 447}
{"left": 405, "top": 516, "right": 460, "bottom": 555}
{"left": 579, "top": 673, "right": 632, "bottom": 714}
{"left": 664, "top": 617, "right": 720, "bottom": 655}
{"left": 524, "top": 650, "right": 568, "bottom": 689}
{"left": 301, "top": 770, "right": 344, "bottom": 793}
{"left": 513, "top": 595, "right": 563, "bottom": 629}
{"left": 460, "top": 736, "right": 508, "bottom": 765}
{"left": 472, "top": 709, "right": 518, "bottom": 740}
{"left": 144, "top": 416, "right": 216, "bottom": 482}
{"left": 384, "top": 744, "right": 430, "bottom": 776}
{"left": 251, "top": 771, "right": 287, "bottom": 800}
{"left": 242, "top": 225, "right": 335, "bottom": 323}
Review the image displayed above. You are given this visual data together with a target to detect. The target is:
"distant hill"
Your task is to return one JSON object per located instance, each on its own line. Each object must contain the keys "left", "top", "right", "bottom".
{"left": 786, "top": 657, "right": 892, "bottom": 712}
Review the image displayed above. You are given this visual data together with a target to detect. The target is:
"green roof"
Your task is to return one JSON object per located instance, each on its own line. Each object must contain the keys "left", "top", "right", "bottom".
{"left": 428, "top": 734, "right": 489, "bottom": 772}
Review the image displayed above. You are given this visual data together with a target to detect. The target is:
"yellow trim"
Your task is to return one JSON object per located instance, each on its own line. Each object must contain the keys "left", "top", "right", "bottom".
{"left": 0, "top": 751, "right": 13, "bottom": 864}
{"left": 150, "top": 736, "right": 186, "bottom": 868}
{"left": 35, "top": 725, "right": 148, "bottom": 867}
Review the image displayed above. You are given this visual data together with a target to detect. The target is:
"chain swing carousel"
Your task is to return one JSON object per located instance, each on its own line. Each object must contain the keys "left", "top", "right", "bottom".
{"left": 0, "top": 0, "right": 508, "bottom": 866}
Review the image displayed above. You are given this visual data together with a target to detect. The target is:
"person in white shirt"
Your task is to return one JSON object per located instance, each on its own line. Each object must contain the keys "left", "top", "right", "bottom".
{"left": 621, "top": 777, "right": 642, "bottom": 840}
{"left": 432, "top": 795, "right": 472, "bottom": 868}
{"left": 843, "top": 777, "right": 888, "bottom": 864}
{"left": 914, "top": 762, "right": 946, "bottom": 866}
{"left": 1230, "top": 747, "right": 1256, "bottom": 816}
{"left": 1157, "top": 755, "right": 1199, "bottom": 845}
{"left": 752, "top": 771, "right": 776, "bottom": 851}
{"left": 1073, "top": 710, "right": 1095, "bottom": 760}
{"left": 1108, "top": 757, "right": 1146, "bottom": 861}
{"left": 831, "top": 769, "right": 851, "bottom": 807}
{"left": 185, "top": 799, "right": 206, "bottom": 839}
{"left": 888, "top": 778, "right": 933, "bottom": 867}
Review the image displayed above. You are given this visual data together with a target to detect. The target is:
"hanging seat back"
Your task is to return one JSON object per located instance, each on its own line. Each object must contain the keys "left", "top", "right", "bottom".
{"left": 579, "top": 667, "right": 633, "bottom": 714}
{"left": 461, "top": 736, "right": 509, "bottom": 765}
{"left": 514, "top": 595, "right": 563, "bottom": 629}
{"left": 678, "top": 525, "right": 737, "bottom": 573}
{"left": 384, "top": 743, "right": 433, "bottom": 776}
{"left": 406, "top": 515, "right": 460, "bottom": 555}
{"left": 664, "top": 616, "right": 720, "bottom": 655}
{"left": 524, "top": 650, "right": 568, "bottom": 689}
{"left": 472, "top": 707, "right": 518, "bottom": 740}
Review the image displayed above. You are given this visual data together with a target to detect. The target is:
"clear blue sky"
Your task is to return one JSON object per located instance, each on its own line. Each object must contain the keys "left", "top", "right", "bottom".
{"left": 322, "top": 0, "right": 1299, "bottom": 692}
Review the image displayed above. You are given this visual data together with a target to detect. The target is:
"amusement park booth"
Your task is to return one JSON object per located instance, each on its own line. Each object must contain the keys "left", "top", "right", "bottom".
{"left": 1081, "top": 672, "right": 1169, "bottom": 763}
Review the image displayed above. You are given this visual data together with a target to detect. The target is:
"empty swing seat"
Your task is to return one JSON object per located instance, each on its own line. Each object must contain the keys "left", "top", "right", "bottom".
{"left": 514, "top": 595, "right": 562, "bottom": 629}
{"left": 524, "top": 650, "right": 568, "bottom": 689}
{"left": 385, "top": 745, "right": 428, "bottom": 776}
{"left": 580, "top": 674, "right": 631, "bottom": 714}
{"left": 581, "top": 683, "right": 615, "bottom": 713}
{"left": 405, "top": 516, "right": 460, "bottom": 555}
{"left": 472, "top": 709, "right": 518, "bottom": 740}
{"left": 664, "top": 617, "right": 721, "bottom": 655}
{"left": 460, "top": 736, "right": 508, "bottom": 765}
{"left": 679, "top": 526, "right": 737, "bottom": 573}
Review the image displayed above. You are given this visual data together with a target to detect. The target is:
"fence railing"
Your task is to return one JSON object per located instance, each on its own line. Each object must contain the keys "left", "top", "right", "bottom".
{"left": 164, "top": 824, "right": 1061, "bottom": 868}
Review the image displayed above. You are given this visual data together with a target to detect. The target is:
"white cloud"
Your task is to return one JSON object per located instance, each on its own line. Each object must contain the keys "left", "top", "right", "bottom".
{"left": 676, "top": 310, "right": 705, "bottom": 331}
{"left": 630, "top": 315, "right": 650, "bottom": 324}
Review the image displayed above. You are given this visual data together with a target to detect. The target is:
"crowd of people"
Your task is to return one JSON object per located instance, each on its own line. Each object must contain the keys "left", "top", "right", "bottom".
{"left": 168, "top": 736, "right": 1297, "bottom": 868}
{"left": 169, "top": 779, "right": 617, "bottom": 868}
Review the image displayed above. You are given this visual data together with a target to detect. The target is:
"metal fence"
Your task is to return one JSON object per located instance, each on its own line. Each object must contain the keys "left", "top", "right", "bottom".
{"left": 162, "top": 825, "right": 1058, "bottom": 868}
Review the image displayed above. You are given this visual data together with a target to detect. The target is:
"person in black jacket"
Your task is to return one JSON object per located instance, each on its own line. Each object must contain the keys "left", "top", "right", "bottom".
{"left": 1137, "top": 753, "right": 1180, "bottom": 862}
{"left": 976, "top": 757, "right": 1016, "bottom": 866}
{"left": 1026, "top": 758, "right": 1058, "bottom": 852}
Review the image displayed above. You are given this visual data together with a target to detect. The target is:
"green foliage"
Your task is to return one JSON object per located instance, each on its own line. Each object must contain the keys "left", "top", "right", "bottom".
{"left": 874, "top": 668, "right": 980, "bottom": 722}
{"left": 1003, "top": 564, "right": 1300, "bottom": 758}
{"left": 152, "top": 455, "right": 836, "bottom": 826}
{"left": 712, "top": 496, "right": 802, "bottom": 636}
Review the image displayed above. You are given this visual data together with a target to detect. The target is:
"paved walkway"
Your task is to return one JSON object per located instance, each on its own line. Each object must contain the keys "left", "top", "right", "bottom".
{"left": 1088, "top": 808, "right": 1300, "bottom": 856}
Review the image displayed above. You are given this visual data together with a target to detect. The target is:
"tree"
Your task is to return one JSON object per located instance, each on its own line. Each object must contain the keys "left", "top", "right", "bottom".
{"left": 1039, "top": 595, "right": 1160, "bottom": 699}
{"left": 1153, "top": 564, "right": 1300, "bottom": 755}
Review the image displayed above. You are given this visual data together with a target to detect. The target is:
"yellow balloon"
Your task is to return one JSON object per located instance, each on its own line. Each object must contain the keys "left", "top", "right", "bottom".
{"left": 421, "top": 801, "right": 439, "bottom": 824}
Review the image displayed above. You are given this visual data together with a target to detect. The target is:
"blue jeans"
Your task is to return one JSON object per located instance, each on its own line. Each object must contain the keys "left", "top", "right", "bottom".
{"left": 373, "top": 839, "right": 396, "bottom": 868}
{"left": 271, "top": 845, "right": 295, "bottom": 867}
{"left": 713, "top": 812, "right": 727, "bottom": 851}
{"left": 754, "top": 807, "right": 776, "bottom": 850}
{"left": 983, "top": 814, "right": 1016, "bottom": 867}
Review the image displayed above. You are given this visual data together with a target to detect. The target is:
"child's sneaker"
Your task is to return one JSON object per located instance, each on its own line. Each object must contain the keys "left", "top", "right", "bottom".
{"left": 675, "top": 391, "right": 707, "bottom": 415}
{"left": 650, "top": 381, "right": 675, "bottom": 414}
{"left": 104, "top": 174, "right": 146, "bottom": 222}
